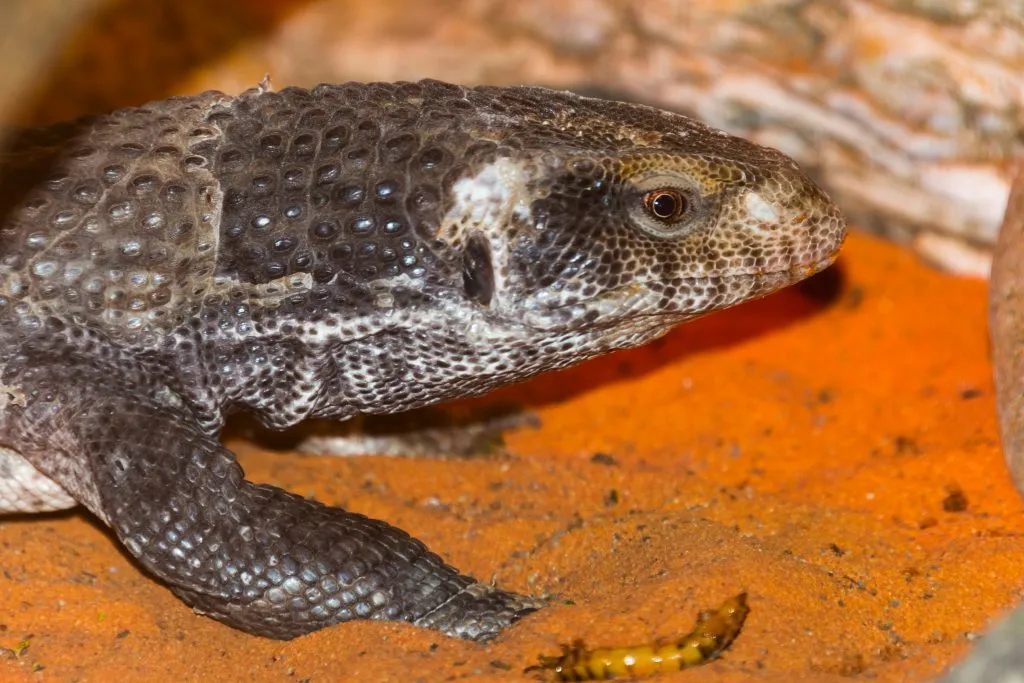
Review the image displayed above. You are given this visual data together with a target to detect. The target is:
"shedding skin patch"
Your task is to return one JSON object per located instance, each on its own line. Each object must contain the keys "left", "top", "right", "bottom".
{"left": 744, "top": 190, "right": 780, "bottom": 224}
{"left": 447, "top": 157, "right": 532, "bottom": 226}
{"left": 0, "top": 447, "right": 76, "bottom": 513}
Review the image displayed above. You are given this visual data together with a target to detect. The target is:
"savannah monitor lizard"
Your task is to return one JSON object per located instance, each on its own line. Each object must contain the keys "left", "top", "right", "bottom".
{"left": 0, "top": 79, "right": 846, "bottom": 641}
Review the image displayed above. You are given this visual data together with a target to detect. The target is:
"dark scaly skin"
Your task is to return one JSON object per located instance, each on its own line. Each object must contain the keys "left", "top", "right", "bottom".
{"left": 0, "top": 80, "right": 846, "bottom": 640}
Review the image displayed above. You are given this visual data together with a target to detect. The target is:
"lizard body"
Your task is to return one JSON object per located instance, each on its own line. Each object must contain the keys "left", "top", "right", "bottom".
{"left": 0, "top": 79, "right": 845, "bottom": 640}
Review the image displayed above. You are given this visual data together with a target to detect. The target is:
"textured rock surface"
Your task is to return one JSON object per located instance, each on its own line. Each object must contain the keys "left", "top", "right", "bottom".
{"left": 940, "top": 601, "right": 1024, "bottom": 683}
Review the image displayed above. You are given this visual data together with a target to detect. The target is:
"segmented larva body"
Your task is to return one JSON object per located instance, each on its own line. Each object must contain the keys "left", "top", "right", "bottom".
{"left": 529, "top": 593, "right": 749, "bottom": 681}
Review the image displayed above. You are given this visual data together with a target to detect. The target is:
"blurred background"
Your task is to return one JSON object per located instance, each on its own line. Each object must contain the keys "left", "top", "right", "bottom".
{"left": 1, "top": 0, "right": 1019, "bottom": 278}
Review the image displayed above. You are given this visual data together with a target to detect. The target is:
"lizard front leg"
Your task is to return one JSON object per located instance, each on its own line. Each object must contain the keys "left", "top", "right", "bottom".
{"left": 0, "top": 358, "right": 539, "bottom": 640}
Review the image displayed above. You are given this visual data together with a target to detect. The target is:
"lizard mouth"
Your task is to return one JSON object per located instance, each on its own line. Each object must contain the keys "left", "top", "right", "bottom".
{"left": 790, "top": 245, "right": 844, "bottom": 279}
{"left": 521, "top": 250, "right": 843, "bottom": 332}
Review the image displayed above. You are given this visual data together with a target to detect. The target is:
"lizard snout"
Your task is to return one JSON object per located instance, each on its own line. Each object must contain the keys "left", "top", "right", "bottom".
{"left": 782, "top": 174, "right": 847, "bottom": 276}
{"left": 748, "top": 161, "right": 847, "bottom": 278}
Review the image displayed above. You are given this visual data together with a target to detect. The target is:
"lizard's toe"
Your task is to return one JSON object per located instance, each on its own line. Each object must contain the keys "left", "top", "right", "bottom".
{"left": 414, "top": 581, "right": 543, "bottom": 641}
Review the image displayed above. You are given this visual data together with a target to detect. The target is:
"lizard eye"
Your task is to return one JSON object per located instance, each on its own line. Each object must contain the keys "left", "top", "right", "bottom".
{"left": 627, "top": 172, "right": 708, "bottom": 239}
{"left": 643, "top": 190, "right": 688, "bottom": 222}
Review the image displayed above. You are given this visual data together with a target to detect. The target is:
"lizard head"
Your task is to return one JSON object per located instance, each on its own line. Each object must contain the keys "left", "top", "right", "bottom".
{"left": 447, "top": 86, "right": 846, "bottom": 355}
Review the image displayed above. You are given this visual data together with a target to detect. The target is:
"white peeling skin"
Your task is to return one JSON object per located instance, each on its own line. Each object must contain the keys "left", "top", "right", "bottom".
{"left": 744, "top": 190, "right": 780, "bottom": 223}
{"left": 0, "top": 446, "right": 76, "bottom": 512}
{"left": 447, "top": 158, "right": 531, "bottom": 225}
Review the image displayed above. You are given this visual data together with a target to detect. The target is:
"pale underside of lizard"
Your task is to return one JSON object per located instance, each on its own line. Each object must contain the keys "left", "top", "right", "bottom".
{"left": 0, "top": 79, "right": 845, "bottom": 640}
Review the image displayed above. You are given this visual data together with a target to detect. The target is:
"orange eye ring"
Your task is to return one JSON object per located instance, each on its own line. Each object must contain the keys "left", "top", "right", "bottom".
{"left": 642, "top": 189, "right": 688, "bottom": 222}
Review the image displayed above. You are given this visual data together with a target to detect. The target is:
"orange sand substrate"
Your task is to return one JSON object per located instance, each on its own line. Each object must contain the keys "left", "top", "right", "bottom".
{"left": 1, "top": 232, "right": 1018, "bottom": 682}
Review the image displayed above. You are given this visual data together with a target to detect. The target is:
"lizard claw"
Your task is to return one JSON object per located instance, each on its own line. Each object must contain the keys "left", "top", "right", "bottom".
{"left": 413, "top": 582, "right": 543, "bottom": 640}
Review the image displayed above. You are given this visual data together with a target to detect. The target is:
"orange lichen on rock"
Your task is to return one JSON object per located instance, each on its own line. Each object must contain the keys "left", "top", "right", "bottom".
{"left": 0, "top": 232, "right": 1017, "bottom": 682}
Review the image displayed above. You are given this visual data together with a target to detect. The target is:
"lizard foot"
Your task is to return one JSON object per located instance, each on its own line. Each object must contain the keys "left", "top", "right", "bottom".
{"left": 1, "top": 360, "right": 538, "bottom": 640}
